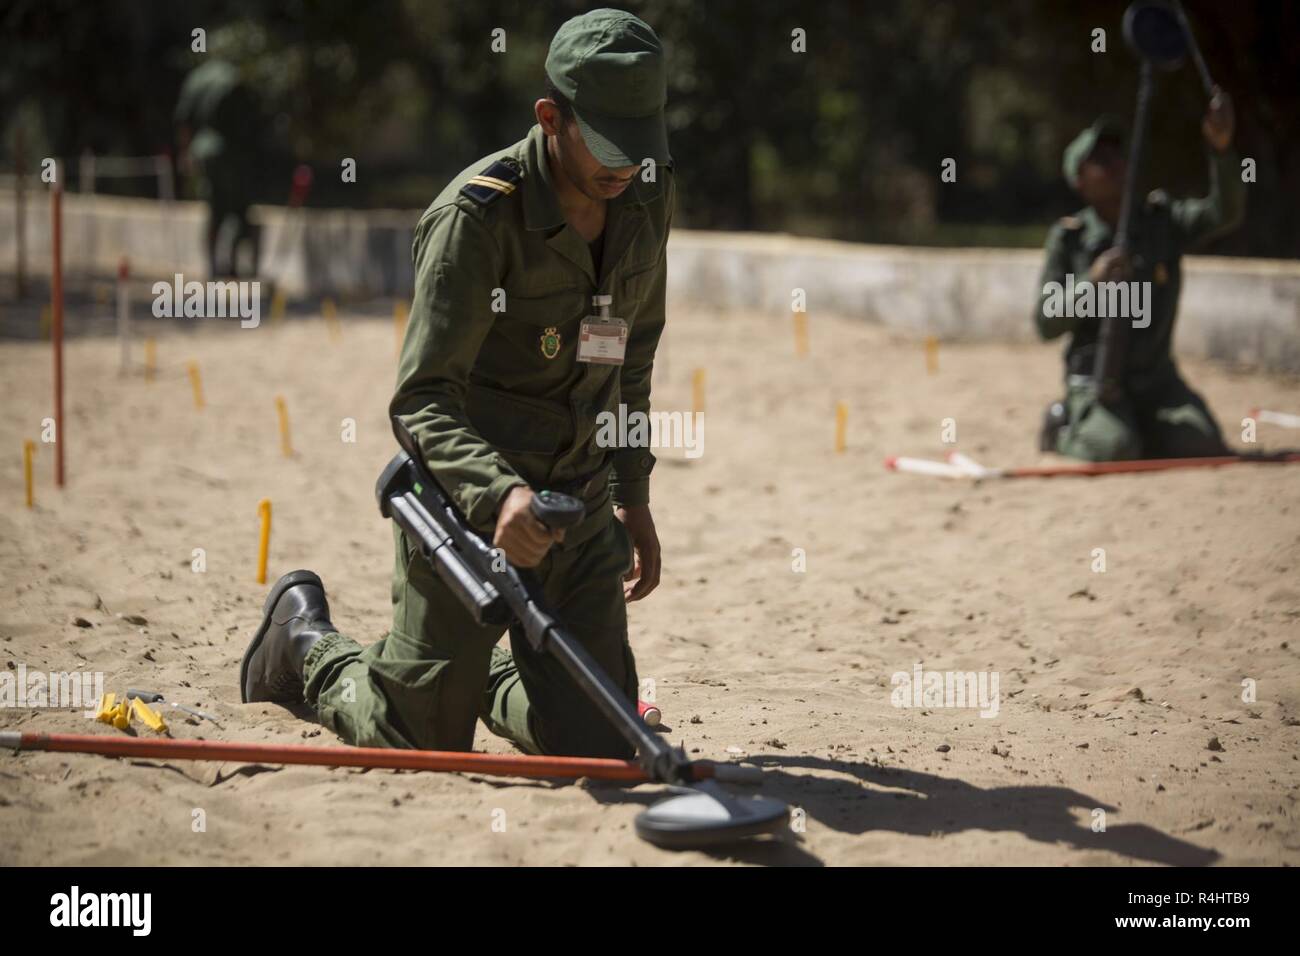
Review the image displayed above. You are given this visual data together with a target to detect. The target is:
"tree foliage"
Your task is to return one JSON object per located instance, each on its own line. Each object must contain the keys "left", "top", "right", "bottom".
{"left": 3, "top": 0, "right": 1295, "bottom": 254}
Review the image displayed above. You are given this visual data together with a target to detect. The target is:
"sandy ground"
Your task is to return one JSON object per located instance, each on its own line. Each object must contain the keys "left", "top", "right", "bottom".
{"left": 1, "top": 299, "right": 1298, "bottom": 867}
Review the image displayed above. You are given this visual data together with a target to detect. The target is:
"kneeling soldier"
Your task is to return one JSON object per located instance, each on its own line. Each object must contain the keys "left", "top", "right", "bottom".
{"left": 240, "top": 9, "right": 673, "bottom": 759}
{"left": 1035, "top": 91, "right": 1245, "bottom": 461}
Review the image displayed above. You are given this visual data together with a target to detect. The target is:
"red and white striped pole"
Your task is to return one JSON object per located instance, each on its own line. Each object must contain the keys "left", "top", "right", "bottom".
{"left": 0, "top": 731, "right": 763, "bottom": 784}
{"left": 638, "top": 699, "right": 662, "bottom": 727}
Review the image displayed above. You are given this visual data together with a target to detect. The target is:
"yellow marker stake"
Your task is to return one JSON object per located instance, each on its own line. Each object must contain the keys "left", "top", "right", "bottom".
{"left": 323, "top": 298, "right": 340, "bottom": 343}
{"left": 271, "top": 288, "right": 287, "bottom": 325}
{"left": 692, "top": 368, "right": 706, "bottom": 415}
{"left": 23, "top": 440, "right": 36, "bottom": 509}
{"left": 131, "top": 696, "right": 169, "bottom": 734}
{"left": 394, "top": 300, "right": 409, "bottom": 353}
{"left": 105, "top": 699, "right": 131, "bottom": 730}
{"left": 144, "top": 338, "right": 157, "bottom": 382}
{"left": 924, "top": 335, "right": 939, "bottom": 375}
{"left": 276, "top": 395, "right": 293, "bottom": 457}
{"left": 256, "top": 498, "right": 272, "bottom": 584}
{"left": 835, "top": 401, "right": 848, "bottom": 453}
{"left": 95, "top": 692, "right": 118, "bottom": 724}
{"left": 187, "top": 360, "right": 205, "bottom": 410}
{"left": 793, "top": 312, "right": 809, "bottom": 357}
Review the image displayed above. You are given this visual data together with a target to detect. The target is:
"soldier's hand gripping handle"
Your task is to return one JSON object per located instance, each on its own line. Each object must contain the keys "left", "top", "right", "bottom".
{"left": 529, "top": 490, "right": 585, "bottom": 531}
{"left": 492, "top": 487, "right": 579, "bottom": 568}
{"left": 1202, "top": 87, "right": 1234, "bottom": 153}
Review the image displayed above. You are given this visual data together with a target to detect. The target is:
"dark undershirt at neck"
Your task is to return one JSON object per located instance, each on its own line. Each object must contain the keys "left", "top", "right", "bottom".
{"left": 588, "top": 229, "right": 605, "bottom": 280}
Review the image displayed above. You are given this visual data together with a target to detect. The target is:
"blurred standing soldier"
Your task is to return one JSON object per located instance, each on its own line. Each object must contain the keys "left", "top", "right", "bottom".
{"left": 1035, "top": 91, "right": 1245, "bottom": 461}
{"left": 239, "top": 10, "right": 673, "bottom": 759}
{"left": 175, "top": 58, "right": 261, "bottom": 279}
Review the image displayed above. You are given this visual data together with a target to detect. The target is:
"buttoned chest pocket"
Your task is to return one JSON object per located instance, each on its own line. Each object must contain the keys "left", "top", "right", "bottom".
{"left": 499, "top": 287, "right": 586, "bottom": 328}
{"left": 613, "top": 259, "right": 661, "bottom": 325}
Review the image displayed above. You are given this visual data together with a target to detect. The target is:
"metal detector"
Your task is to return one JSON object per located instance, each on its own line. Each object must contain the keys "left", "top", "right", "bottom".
{"left": 1171, "top": 0, "right": 1217, "bottom": 98}
{"left": 376, "top": 418, "right": 789, "bottom": 849}
{"left": 1092, "top": 1, "right": 1189, "bottom": 403}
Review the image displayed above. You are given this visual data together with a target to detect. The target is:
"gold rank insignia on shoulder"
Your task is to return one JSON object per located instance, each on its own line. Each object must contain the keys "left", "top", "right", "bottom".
{"left": 540, "top": 327, "right": 561, "bottom": 359}
{"left": 460, "top": 159, "right": 523, "bottom": 206}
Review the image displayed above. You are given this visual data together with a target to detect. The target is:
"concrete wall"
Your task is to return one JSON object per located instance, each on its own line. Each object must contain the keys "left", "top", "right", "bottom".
{"left": 666, "top": 231, "right": 1300, "bottom": 372}
{"left": 0, "top": 190, "right": 418, "bottom": 299}
{"left": 4, "top": 190, "right": 1298, "bottom": 371}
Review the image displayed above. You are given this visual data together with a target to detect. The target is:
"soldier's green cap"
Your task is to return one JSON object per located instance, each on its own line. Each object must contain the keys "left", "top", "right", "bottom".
{"left": 1063, "top": 115, "right": 1125, "bottom": 186}
{"left": 545, "top": 8, "right": 670, "bottom": 167}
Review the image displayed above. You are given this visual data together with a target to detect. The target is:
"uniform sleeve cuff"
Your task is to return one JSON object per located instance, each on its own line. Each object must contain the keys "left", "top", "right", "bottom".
{"left": 467, "top": 474, "right": 529, "bottom": 532}
{"left": 610, "top": 477, "right": 650, "bottom": 508}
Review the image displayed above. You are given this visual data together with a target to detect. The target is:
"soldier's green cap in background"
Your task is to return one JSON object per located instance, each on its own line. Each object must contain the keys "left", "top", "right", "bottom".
{"left": 545, "top": 8, "right": 670, "bottom": 167}
{"left": 1062, "top": 115, "right": 1125, "bottom": 186}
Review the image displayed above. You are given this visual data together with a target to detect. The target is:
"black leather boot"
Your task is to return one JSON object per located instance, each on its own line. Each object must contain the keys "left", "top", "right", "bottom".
{"left": 1038, "top": 399, "right": 1070, "bottom": 452}
{"left": 240, "top": 570, "right": 337, "bottom": 703}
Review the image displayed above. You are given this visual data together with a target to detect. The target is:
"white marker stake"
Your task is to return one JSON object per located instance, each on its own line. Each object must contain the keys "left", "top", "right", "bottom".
{"left": 884, "top": 456, "right": 967, "bottom": 478}
{"left": 945, "top": 451, "right": 1002, "bottom": 478}
{"left": 1253, "top": 408, "right": 1300, "bottom": 430}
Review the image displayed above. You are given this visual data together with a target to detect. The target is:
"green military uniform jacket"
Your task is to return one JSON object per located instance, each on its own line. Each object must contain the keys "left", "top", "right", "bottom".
{"left": 392, "top": 125, "right": 674, "bottom": 539}
{"left": 1035, "top": 148, "right": 1246, "bottom": 387}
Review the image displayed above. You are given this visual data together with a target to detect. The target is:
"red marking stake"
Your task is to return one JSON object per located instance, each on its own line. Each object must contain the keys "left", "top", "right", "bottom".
{"left": 51, "top": 178, "right": 64, "bottom": 487}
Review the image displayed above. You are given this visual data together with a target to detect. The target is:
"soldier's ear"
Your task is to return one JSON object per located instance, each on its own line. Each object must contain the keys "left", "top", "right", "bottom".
{"left": 536, "top": 99, "right": 563, "bottom": 136}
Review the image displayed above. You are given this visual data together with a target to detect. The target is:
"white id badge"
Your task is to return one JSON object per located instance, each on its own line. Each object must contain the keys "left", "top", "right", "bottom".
{"left": 577, "top": 316, "right": 628, "bottom": 366}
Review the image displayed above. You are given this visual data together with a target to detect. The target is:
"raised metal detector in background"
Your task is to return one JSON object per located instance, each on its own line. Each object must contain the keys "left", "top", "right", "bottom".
{"left": 1093, "top": 1, "right": 1190, "bottom": 404}
{"left": 1171, "top": 0, "right": 1217, "bottom": 98}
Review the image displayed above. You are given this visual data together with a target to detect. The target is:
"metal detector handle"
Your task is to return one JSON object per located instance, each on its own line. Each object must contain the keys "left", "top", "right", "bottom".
{"left": 1115, "top": 61, "right": 1155, "bottom": 253}
{"left": 1094, "top": 57, "right": 1156, "bottom": 403}
{"left": 529, "top": 490, "right": 585, "bottom": 531}
{"left": 1171, "top": 0, "right": 1215, "bottom": 97}
{"left": 376, "top": 449, "right": 511, "bottom": 627}
{"left": 391, "top": 415, "right": 422, "bottom": 462}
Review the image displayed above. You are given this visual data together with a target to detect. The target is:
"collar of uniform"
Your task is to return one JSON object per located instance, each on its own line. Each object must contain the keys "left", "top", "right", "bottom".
{"left": 627, "top": 163, "right": 663, "bottom": 205}
{"left": 523, "top": 123, "right": 662, "bottom": 231}
{"left": 523, "top": 124, "right": 565, "bottom": 232}
{"left": 1080, "top": 206, "right": 1114, "bottom": 253}
{"left": 1081, "top": 203, "right": 1150, "bottom": 255}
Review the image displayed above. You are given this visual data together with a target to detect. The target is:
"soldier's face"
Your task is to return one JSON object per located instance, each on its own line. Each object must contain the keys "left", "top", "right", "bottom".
{"left": 1077, "top": 140, "right": 1126, "bottom": 207}
{"left": 538, "top": 99, "right": 639, "bottom": 201}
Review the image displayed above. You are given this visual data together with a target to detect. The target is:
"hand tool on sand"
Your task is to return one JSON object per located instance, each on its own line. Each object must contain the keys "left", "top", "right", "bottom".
{"left": 127, "top": 689, "right": 220, "bottom": 726}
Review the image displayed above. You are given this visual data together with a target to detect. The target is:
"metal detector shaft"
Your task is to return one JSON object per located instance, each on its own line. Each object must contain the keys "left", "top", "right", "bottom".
{"left": 377, "top": 421, "right": 691, "bottom": 786}
{"left": 1172, "top": 0, "right": 1215, "bottom": 96}
{"left": 1093, "top": 60, "right": 1155, "bottom": 402}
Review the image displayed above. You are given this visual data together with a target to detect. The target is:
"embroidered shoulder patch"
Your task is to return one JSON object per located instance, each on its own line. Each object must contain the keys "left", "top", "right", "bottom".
{"left": 460, "top": 159, "right": 524, "bottom": 206}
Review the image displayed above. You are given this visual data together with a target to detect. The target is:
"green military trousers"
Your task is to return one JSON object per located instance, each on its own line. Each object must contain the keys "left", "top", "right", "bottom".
{"left": 1056, "top": 369, "right": 1228, "bottom": 462}
{"left": 301, "top": 514, "right": 639, "bottom": 759}
{"left": 202, "top": 160, "right": 259, "bottom": 279}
